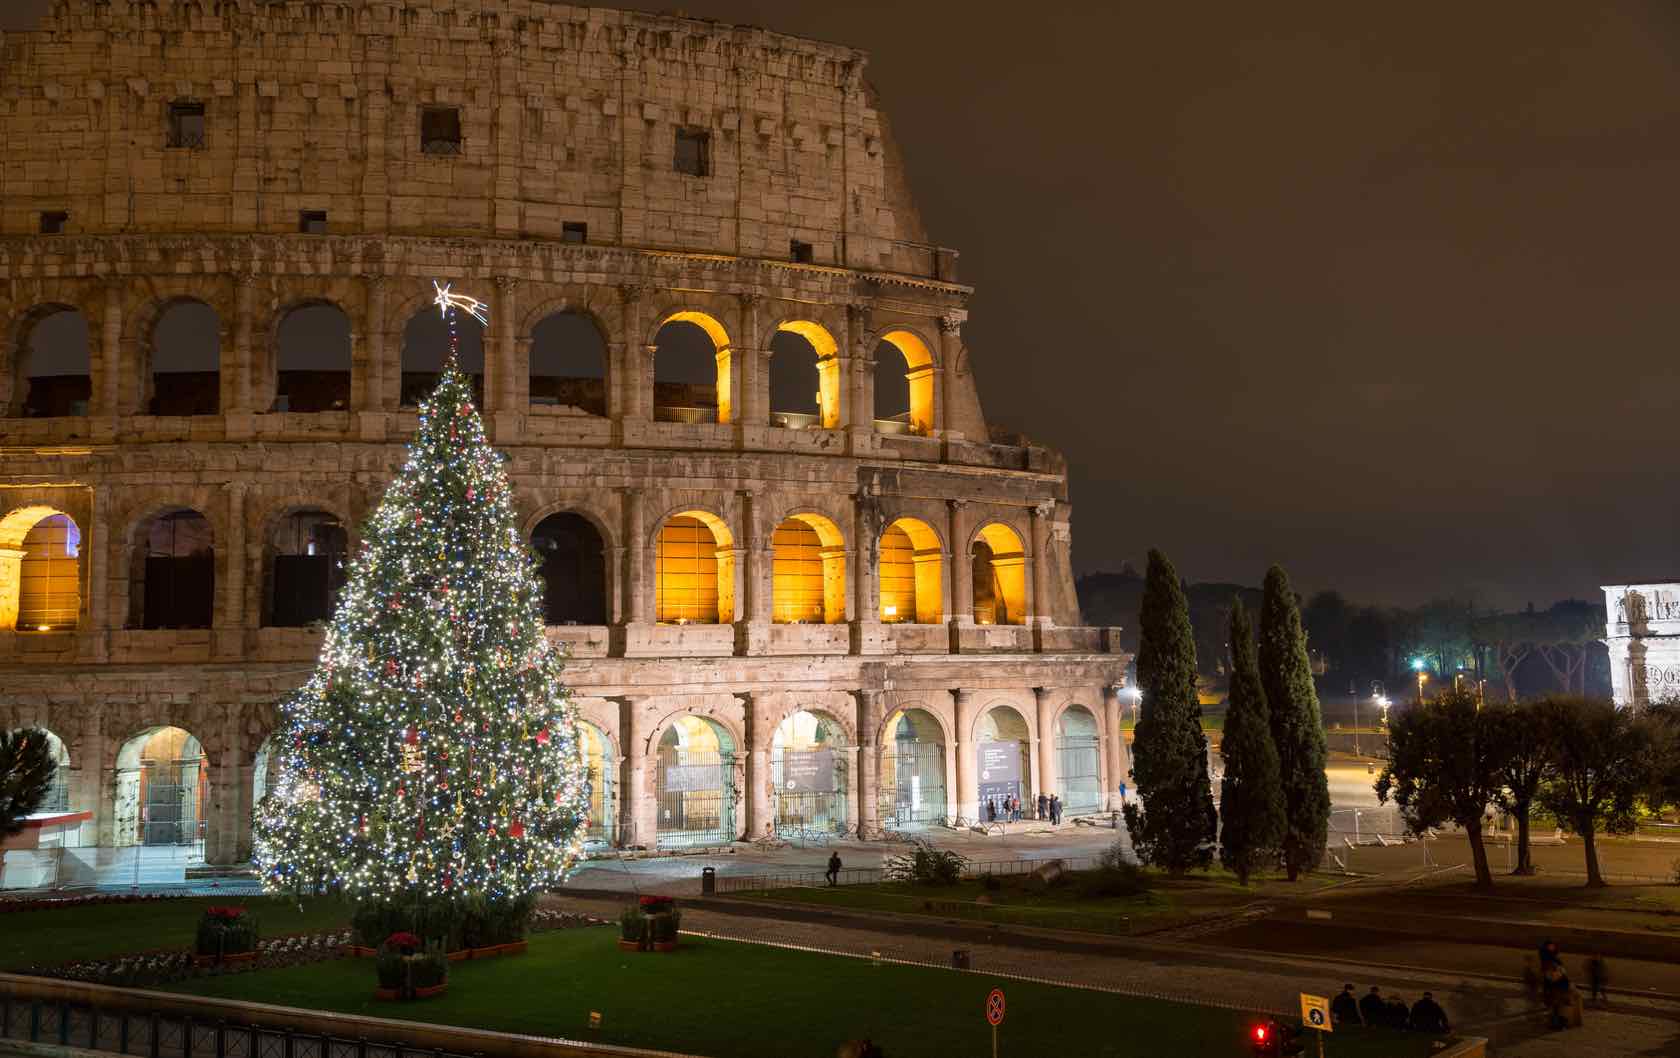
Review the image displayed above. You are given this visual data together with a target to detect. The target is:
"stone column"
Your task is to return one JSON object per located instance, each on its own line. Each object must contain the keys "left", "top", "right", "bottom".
{"left": 938, "top": 314, "right": 964, "bottom": 442}
{"left": 1030, "top": 501, "right": 1053, "bottom": 626}
{"left": 739, "top": 490, "right": 769, "bottom": 654}
{"left": 856, "top": 689, "right": 883, "bottom": 835}
{"left": 619, "top": 697, "right": 654, "bottom": 849}
{"left": 1034, "top": 686, "right": 1057, "bottom": 808}
{"left": 1102, "top": 684, "right": 1122, "bottom": 811}
{"left": 738, "top": 293, "right": 764, "bottom": 429}
{"left": 218, "top": 482, "right": 247, "bottom": 658}
{"left": 745, "top": 698, "right": 772, "bottom": 840}
{"left": 231, "top": 273, "right": 257, "bottom": 415}
{"left": 952, "top": 688, "right": 976, "bottom": 824}
{"left": 623, "top": 489, "right": 646, "bottom": 624}
{"left": 850, "top": 488, "right": 885, "bottom": 654}
{"left": 726, "top": 545, "right": 747, "bottom": 626}
{"left": 364, "top": 276, "right": 390, "bottom": 412}
{"left": 617, "top": 286, "right": 649, "bottom": 422}
{"left": 95, "top": 280, "right": 123, "bottom": 432}
{"left": 87, "top": 484, "right": 110, "bottom": 657}
{"left": 845, "top": 303, "right": 873, "bottom": 452}
{"left": 948, "top": 499, "right": 972, "bottom": 642}
{"left": 491, "top": 277, "right": 519, "bottom": 427}
{"left": 0, "top": 548, "right": 26, "bottom": 631}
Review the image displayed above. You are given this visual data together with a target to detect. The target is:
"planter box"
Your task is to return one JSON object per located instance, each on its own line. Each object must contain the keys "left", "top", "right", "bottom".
{"left": 191, "top": 950, "right": 257, "bottom": 968}
{"left": 344, "top": 945, "right": 378, "bottom": 959}
{"left": 652, "top": 940, "right": 678, "bottom": 953}
{"left": 500, "top": 940, "right": 528, "bottom": 956}
{"left": 617, "top": 939, "right": 644, "bottom": 952}
{"left": 414, "top": 983, "right": 449, "bottom": 999}
{"left": 445, "top": 949, "right": 472, "bottom": 963}
{"left": 373, "top": 987, "right": 402, "bottom": 1001}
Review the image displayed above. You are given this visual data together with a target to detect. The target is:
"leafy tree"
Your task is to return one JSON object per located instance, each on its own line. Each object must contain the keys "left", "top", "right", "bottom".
{"left": 1375, "top": 690, "right": 1504, "bottom": 888}
{"left": 1, "top": 728, "right": 58, "bottom": 840}
{"left": 1484, "top": 700, "right": 1552, "bottom": 874}
{"left": 1301, "top": 590, "right": 1352, "bottom": 677}
{"left": 1123, "top": 549, "right": 1216, "bottom": 875}
{"left": 1258, "top": 565, "right": 1332, "bottom": 881}
{"left": 1535, "top": 697, "right": 1652, "bottom": 887}
{"left": 1218, "top": 599, "right": 1285, "bottom": 884}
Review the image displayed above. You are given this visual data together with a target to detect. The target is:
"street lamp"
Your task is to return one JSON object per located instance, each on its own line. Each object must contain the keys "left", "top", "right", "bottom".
{"left": 1124, "top": 686, "right": 1142, "bottom": 726}
{"left": 1412, "top": 658, "right": 1428, "bottom": 704}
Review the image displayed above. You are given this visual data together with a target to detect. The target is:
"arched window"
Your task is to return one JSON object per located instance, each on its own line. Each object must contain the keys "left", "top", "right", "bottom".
{"left": 266, "top": 510, "right": 348, "bottom": 627}
{"left": 654, "top": 715, "right": 736, "bottom": 849}
{"left": 771, "top": 710, "right": 848, "bottom": 835}
{"left": 113, "top": 726, "right": 206, "bottom": 848}
{"left": 18, "top": 513, "right": 81, "bottom": 631}
{"left": 771, "top": 514, "right": 845, "bottom": 624}
{"left": 879, "top": 517, "right": 942, "bottom": 624}
{"left": 655, "top": 511, "right": 734, "bottom": 624}
{"left": 400, "top": 309, "right": 484, "bottom": 408}
{"left": 873, "top": 330, "right": 935, "bottom": 437}
{"left": 134, "top": 510, "right": 214, "bottom": 629}
{"left": 878, "top": 707, "right": 946, "bottom": 828}
{"left": 2, "top": 729, "right": 73, "bottom": 814}
{"left": 768, "top": 322, "right": 840, "bottom": 429}
{"left": 530, "top": 312, "right": 607, "bottom": 416}
{"left": 16, "top": 308, "right": 91, "bottom": 418}
{"left": 972, "top": 523, "right": 1028, "bottom": 626}
{"left": 976, "top": 706, "right": 1032, "bottom": 811}
{"left": 149, "top": 301, "right": 220, "bottom": 416}
{"left": 653, "top": 312, "right": 731, "bottom": 424}
{"left": 579, "top": 722, "right": 616, "bottom": 846}
{"left": 532, "top": 512, "right": 608, "bottom": 625}
{"left": 274, "top": 304, "right": 352, "bottom": 413}
{"left": 1056, "top": 706, "right": 1102, "bottom": 815}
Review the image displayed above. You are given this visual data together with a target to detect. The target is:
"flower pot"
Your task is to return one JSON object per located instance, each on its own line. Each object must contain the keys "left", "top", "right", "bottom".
{"left": 373, "top": 987, "right": 402, "bottom": 1001}
{"left": 413, "top": 983, "right": 449, "bottom": 999}
{"left": 617, "top": 939, "right": 643, "bottom": 952}
{"left": 653, "top": 940, "right": 678, "bottom": 953}
{"left": 469, "top": 946, "right": 501, "bottom": 960}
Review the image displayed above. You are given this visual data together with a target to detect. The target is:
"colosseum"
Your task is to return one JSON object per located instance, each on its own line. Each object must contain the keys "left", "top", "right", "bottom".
{"left": 0, "top": 0, "right": 1128, "bottom": 887}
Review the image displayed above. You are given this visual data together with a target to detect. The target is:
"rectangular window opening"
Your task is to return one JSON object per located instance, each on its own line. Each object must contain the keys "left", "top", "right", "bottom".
{"left": 39, "top": 211, "right": 68, "bottom": 235}
{"left": 421, "top": 106, "right": 463, "bottom": 156}
{"left": 167, "top": 101, "right": 206, "bottom": 149}
{"left": 562, "top": 221, "right": 588, "bottom": 244}
{"left": 299, "top": 210, "right": 328, "bottom": 235}
{"left": 790, "top": 239, "right": 814, "bottom": 264}
{"left": 674, "top": 127, "right": 710, "bottom": 177}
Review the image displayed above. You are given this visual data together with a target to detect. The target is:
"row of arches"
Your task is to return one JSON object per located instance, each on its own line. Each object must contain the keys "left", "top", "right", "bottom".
{"left": 0, "top": 503, "right": 1031, "bottom": 632}
{"left": 8, "top": 301, "right": 937, "bottom": 433}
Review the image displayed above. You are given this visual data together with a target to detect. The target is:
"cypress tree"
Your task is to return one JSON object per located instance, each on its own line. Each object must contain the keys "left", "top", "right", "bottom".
{"left": 1123, "top": 549, "right": 1216, "bottom": 875}
{"left": 1219, "top": 599, "right": 1285, "bottom": 884}
{"left": 1258, "top": 564, "right": 1331, "bottom": 881}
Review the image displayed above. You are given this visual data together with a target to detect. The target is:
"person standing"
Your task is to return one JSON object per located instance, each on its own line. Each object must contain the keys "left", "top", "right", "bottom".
{"left": 1330, "top": 984, "right": 1361, "bottom": 1026}
{"left": 825, "top": 851, "right": 842, "bottom": 886}
{"left": 1358, "top": 986, "right": 1385, "bottom": 1027}
{"left": 1037, "top": 793, "right": 1047, "bottom": 820}
{"left": 1051, "top": 795, "right": 1062, "bottom": 825}
{"left": 1585, "top": 954, "right": 1608, "bottom": 1005}
{"left": 1409, "top": 992, "right": 1449, "bottom": 1033}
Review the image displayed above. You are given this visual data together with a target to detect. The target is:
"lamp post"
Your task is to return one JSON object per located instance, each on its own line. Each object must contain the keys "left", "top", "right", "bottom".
{"left": 1412, "top": 659, "right": 1428, "bottom": 705}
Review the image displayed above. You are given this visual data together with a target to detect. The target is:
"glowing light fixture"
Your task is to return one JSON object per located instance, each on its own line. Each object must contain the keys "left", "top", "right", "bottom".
{"left": 432, "top": 279, "right": 489, "bottom": 325}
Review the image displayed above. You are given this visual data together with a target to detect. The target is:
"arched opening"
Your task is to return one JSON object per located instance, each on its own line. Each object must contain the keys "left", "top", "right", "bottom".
{"left": 771, "top": 514, "right": 845, "bottom": 624}
{"left": 530, "top": 312, "right": 607, "bottom": 416}
{"left": 1056, "top": 705, "right": 1102, "bottom": 816}
{"left": 265, "top": 509, "right": 348, "bottom": 627}
{"left": 771, "top": 709, "right": 848, "bottom": 836}
{"left": 878, "top": 708, "right": 946, "bottom": 828}
{"left": 654, "top": 715, "right": 736, "bottom": 849}
{"left": 976, "top": 706, "right": 1032, "bottom": 816}
{"left": 0, "top": 506, "right": 81, "bottom": 632}
{"left": 653, "top": 312, "right": 731, "bottom": 424}
{"left": 655, "top": 511, "right": 735, "bottom": 624}
{"left": 15, "top": 308, "right": 91, "bottom": 418}
{"left": 132, "top": 509, "right": 214, "bottom": 630}
{"left": 879, "top": 517, "right": 942, "bottom": 624}
{"left": 149, "top": 300, "right": 220, "bottom": 416}
{"left": 579, "top": 721, "right": 616, "bottom": 847}
{"left": 769, "top": 322, "right": 840, "bottom": 429}
{"left": 18, "top": 729, "right": 72, "bottom": 814}
{"left": 274, "top": 304, "right": 352, "bottom": 413}
{"left": 972, "top": 523, "right": 1028, "bottom": 626}
{"left": 532, "top": 512, "right": 608, "bottom": 625}
{"left": 114, "top": 726, "right": 206, "bottom": 850}
{"left": 400, "top": 308, "right": 484, "bottom": 408}
{"left": 873, "top": 330, "right": 935, "bottom": 437}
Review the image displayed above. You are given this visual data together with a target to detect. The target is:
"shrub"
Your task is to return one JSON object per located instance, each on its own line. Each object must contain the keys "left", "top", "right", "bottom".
{"left": 883, "top": 840, "right": 968, "bottom": 886}
{"left": 980, "top": 873, "right": 1002, "bottom": 891}
{"left": 619, "top": 907, "right": 647, "bottom": 945}
{"left": 410, "top": 950, "right": 448, "bottom": 989}
{"left": 649, "top": 908, "right": 682, "bottom": 944}
{"left": 194, "top": 906, "right": 258, "bottom": 956}
{"left": 1076, "top": 861, "right": 1151, "bottom": 899}
{"left": 374, "top": 947, "right": 406, "bottom": 990}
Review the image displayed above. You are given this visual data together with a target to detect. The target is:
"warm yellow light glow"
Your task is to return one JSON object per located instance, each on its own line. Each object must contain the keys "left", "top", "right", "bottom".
{"left": 0, "top": 505, "right": 81, "bottom": 633}
{"left": 883, "top": 605, "right": 897, "bottom": 617}
{"left": 972, "top": 522, "right": 1027, "bottom": 626}
{"left": 771, "top": 514, "right": 846, "bottom": 624}
{"left": 880, "top": 517, "right": 942, "bottom": 623}
{"left": 659, "top": 311, "right": 734, "bottom": 424}
{"left": 879, "top": 330, "right": 936, "bottom": 437}
{"left": 656, "top": 511, "right": 735, "bottom": 624}
{"left": 777, "top": 321, "right": 843, "bottom": 429}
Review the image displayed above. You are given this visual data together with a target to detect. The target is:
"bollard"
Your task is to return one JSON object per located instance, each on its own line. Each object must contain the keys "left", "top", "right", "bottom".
{"left": 701, "top": 866, "right": 716, "bottom": 895}
{"left": 951, "top": 949, "right": 971, "bottom": 970}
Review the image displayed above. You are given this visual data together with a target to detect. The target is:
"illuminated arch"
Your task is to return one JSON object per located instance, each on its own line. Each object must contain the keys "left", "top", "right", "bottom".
{"left": 878, "top": 706, "right": 948, "bottom": 828}
{"left": 770, "top": 708, "right": 850, "bottom": 834}
{"left": 653, "top": 713, "right": 737, "bottom": 849}
{"left": 113, "top": 725, "right": 207, "bottom": 849}
{"left": 0, "top": 505, "right": 81, "bottom": 632}
{"left": 1054, "top": 704, "right": 1102, "bottom": 815}
{"left": 578, "top": 720, "right": 617, "bottom": 845}
{"left": 879, "top": 517, "right": 943, "bottom": 624}
{"left": 654, "top": 311, "right": 733, "bottom": 424}
{"left": 771, "top": 320, "right": 841, "bottom": 429}
{"left": 876, "top": 329, "right": 936, "bottom": 437}
{"left": 654, "top": 509, "right": 736, "bottom": 624}
{"left": 971, "top": 522, "right": 1028, "bottom": 626}
{"left": 771, "top": 513, "right": 846, "bottom": 624}
{"left": 975, "top": 704, "right": 1033, "bottom": 814}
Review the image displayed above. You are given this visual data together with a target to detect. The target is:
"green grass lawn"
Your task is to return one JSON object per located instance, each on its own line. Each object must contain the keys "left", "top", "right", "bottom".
{"left": 0, "top": 895, "right": 350, "bottom": 972}
{"left": 170, "top": 927, "right": 1432, "bottom": 1058}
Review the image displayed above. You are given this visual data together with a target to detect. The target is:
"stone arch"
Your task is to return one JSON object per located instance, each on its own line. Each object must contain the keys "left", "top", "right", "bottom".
{"left": 112, "top": 724, "right": 209, "bottom": 849}
{"left": 260, "top": 505, "right": 350, "bottom": 627}
{"left": 974, "top": 703, "right": 1034, "bottom": 812}
{"left": 649, "top": 711, "right": 740, "bottom": 849}
{"left": 652, "top": 310, "right": 733, "bottom": 425}
{"left": 1, "top": 727, "right": 73, "bottom": 813}
{"left": 7, "top": 303, "right": 92, "bottom": 418}
{"left": 971, "top": 521, "right": 1028, "bottom": 626}
{"left": 768, "top": 319, "right": 841, "bottom": 429}
{"left": 576, "top": 718, "right": 617, "bottom": 845}
{"left": 270, "top": 300, "right": 354, "bottom": 413}
{"left": 873, "top": 326, "right": 937, "bottom": 436}
{"left": 653, "top": 507, "right": 736, "bottom": 624}
{"left": 138, "top": 296, "right": 223, "bottom": 416}
{"left": 770, "top": 511, "right": 846, "bottom": 624}
{"left": 531, "top": 510, "right": 609, "bottom": 626}
{"left": 878, "top": 705, "right": 949, "bottom": 828}
{"left": 878, "top": 516, "right": 943, "bottom": 624}
{"left": 769, "top": 707, "right": 852, "bottom": 835}
{"left": 127, "top": 507, "right": 216, "bottom": 629}
{"left": 1053, "top": 702, "right": 1102, "bottom": 815}
{"left": 529, "top": 307, "right": 610, "bottom": 416}
{"left": 0, "top": 504, "right": 82, "bottom": 632}
{"left": 399, "top": 302, "right": 485, "bottom": 407}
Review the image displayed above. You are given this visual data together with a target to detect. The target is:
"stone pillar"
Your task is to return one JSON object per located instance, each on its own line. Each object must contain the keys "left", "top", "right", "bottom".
{"left": 856, "top": 689, "right": 882, "bottom": 835}
{"left": 491, "top": 276, "right": 519, "bottom": 418}
{"left": 726, "top": 545, "right": 747, "bottom": 627}
{"left": 1034, "top": 686, "right": 1057, "bottom": 809}
{"left": 623, "top": 489, "right": 646, "bottom": 624}
{"left": 0, "top": 548, "right": 26, "bottom": 631}
{"left": 1102, "top": 685, "right": 1122, "bottom": 811}
{"left": 938, "top": 314, "right": 964, "bottom": 442}
{"left": 952, "top": 688, "right": 976, "bottom": 824}
{"left": 845, "top": 303, "right": 873, "bottom": 452}
{"left": 95, "top": 280, "right": 123, "bottom": 432}
{"left": 1030, "top": 501, "right": 1053, "bottom": 627}
{"left": 738, "top": 293, "right": 764, "bottom": 428}
{"left": 739, "top": 491, "right": 770, "bottom": 655}
{"left": 87, "top": 484, "right": 110, "bottom": 657}
{"left": 618, "top": 286, "right": 649, "bottom": 422}
{"left": 207, "top": 709, "right": 242, "bottom": 865}
{"left": 219, "top": 483, "right": 247, "bottom": 658}
{"left": 850, "top": 488, "right": 885, "bottom": 654}
{"left": 364, "top": 276, "right": 390, "bottom": 411}
{"left": 231, "top": 273, "right": 257, "bottom": 416}
{"left": 620, "top": 697, "right": 654, "bottom": 848}
{"left": 948, "top": 499, "right": 972, "bottom": 641}
{"left": 745, "top": 698, "right": 772, "bottom": 840}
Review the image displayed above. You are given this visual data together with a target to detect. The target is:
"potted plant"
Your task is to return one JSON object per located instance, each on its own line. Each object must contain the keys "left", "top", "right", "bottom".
{"left": 193, "top": 906, "right": 259, "bottom": 967}
{"left": 374, "top": 932, "right": 447, "bottom": 1000}
{"left": 618, "top": 907, "right": 647, "bottom": 952}
{"left": 410, "top": 948, "right": 449, "bottom": 999}
{"left": 649, "top": 907, "right": 682, "bottom": 952}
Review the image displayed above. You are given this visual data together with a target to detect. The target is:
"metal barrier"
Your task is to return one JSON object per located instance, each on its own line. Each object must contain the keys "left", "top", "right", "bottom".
{"left": 714, "top": 854, "right": 1102, "bottom": 894}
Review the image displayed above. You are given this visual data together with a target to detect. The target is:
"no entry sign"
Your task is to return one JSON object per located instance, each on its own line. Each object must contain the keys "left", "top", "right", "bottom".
{"left": 986, "top": 988, "right": 1006, "bottom": 1026}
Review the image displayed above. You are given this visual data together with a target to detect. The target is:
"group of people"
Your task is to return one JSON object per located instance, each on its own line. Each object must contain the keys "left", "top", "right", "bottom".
{"left": 983, "top": 793, "right": 1063, "bottom": 824}
{"left": 1525, "top": 939, "right": 1601, "bottom": 1030}
{"left": 1330, "top": 984, "right": 1451, "bottom": 1033}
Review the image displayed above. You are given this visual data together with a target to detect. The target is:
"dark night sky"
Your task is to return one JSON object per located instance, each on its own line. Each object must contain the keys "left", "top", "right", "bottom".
{"left": 9, "top": 1, "right": 1680, "bottom": 608}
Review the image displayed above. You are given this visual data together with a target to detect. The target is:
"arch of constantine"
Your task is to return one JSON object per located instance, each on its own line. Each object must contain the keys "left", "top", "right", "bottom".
{"left": 0, "top": 1, "right": 1128, "bottom": 884}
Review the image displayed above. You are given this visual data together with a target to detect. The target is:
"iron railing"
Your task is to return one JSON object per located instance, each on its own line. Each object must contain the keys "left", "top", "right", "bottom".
{"left": 714, "top": 854, "right": 1101, "bottom": 894}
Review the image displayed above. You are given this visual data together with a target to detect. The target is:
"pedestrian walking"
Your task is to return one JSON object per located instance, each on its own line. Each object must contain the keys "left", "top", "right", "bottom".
{"left": 825, "top": 851, "right": 842, "bottom": 886}
{"left": 986, "top": 798, "right": 996, "bottom": 822}
{"left": 1358, "top": 986, "right": 1385, "bottom": 1027}
{"left": 1330, "top": 983, "right": 1361, "bottom": 1026}
{"left": 1409, "top": 992, "right": 1449, "bottom": 1033}
{"left": 1384, "top": 994, "right": 1409, "bottom": 1029}
{"left": 1585, "top": 953, "right": 1608, "bottom": 1005}
{"left": 1036, "top": 793, "right": 1047, "bottom": 820}
{"left": 1051, "top": 795, "right": 1062, "bottom": 825}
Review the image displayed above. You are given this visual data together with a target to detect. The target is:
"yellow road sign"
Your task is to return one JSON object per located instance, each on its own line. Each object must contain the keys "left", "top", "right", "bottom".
{"left": 1300, "top": 993, "right": 1332, "bottom": 1032}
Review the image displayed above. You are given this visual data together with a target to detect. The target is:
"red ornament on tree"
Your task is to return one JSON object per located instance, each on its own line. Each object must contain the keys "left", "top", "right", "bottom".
{"left": 535, "top": 728, "right": 551, "bottom": 746}
{"left": 509, "top": 819, "right": 525, "bottom": 839}
{"left": 404, "top": 727, "right": 419, "bottom": 745}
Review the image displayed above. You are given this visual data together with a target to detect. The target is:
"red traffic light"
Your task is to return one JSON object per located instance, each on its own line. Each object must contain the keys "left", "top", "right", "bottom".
{"left": 1253, "top": 1024, "right": 1268, "bottom": 1042}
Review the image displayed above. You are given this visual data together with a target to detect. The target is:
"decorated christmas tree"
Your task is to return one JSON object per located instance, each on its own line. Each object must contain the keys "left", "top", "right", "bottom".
{"left": 254, "top": 284, "right": 590, "bottom": 927}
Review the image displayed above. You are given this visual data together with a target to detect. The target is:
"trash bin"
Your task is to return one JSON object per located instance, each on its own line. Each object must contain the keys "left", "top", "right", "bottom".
{"left": 701, "top": 866, "right": 716, "bottom": 895}
{"left": 951, "top": 949, "right": 971, "bottom": 970}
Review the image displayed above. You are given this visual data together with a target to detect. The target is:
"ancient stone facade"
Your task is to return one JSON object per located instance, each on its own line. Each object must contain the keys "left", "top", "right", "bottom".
{"left": 1603, "top": 582, "right": 1680, "bottom": 708}
{"left": 0, "top": 1, "right": 1127, "bottom": 880}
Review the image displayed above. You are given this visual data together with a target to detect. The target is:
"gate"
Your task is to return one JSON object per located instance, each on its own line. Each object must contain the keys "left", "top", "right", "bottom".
{"left": 1057, "top": 735, "right": 1101, "bottom": 815}
{"left": 877, "top": 741, "right": 946, "bottom": 827}
{"left": 655, "top": 749, "right": 734, "bottom": 848}
{"left": 772, "top": 748, "right": 847, "bottom": 836}
{"left": 140, "top": 760, "right": 200, "bottom": 846}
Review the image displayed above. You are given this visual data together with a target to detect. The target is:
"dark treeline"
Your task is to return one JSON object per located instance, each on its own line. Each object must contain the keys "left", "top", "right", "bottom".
{"left": 1077, "top": 569, "right": 1611, "bottom": 702}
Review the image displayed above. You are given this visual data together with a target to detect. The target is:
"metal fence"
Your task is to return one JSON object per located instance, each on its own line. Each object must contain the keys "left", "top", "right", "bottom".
{"left": 714, "top": 853, "right": 1102, "bottom": 894}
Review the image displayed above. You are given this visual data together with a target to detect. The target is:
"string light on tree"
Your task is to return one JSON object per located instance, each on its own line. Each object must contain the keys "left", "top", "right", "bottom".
{"left": 254, "top": 280, "right": 590, "bottom": 907}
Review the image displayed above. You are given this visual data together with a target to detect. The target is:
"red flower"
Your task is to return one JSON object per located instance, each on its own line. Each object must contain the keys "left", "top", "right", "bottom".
{"left": 639, "top": 895, "right": 675, "bottom": 910}
{"left": 205, "top": 905, "right": 246, "bottom": 920}
{"left": 384, "top": 931, "right": 421, "bottom": 949}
